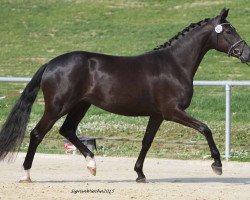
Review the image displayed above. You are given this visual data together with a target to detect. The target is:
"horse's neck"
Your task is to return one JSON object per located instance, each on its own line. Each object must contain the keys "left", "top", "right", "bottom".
{"left": 168, "top": 26, "right": 212, "bottom": 79}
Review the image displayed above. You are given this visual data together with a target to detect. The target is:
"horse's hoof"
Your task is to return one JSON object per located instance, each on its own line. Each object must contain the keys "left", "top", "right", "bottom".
{"left": 86, "top": 156, "right": 96, "bottom": 176}
{"left": 19, "top": 177, "right": 32, "bottom": 183}
{"left": 136, "top": 177, "right": 147, "bottom": 183}
{"left": 211, "top": 163, "right": 222, "bottom": 175}
{"left": 87, "top": 166, "right": 96, "bottom": 176}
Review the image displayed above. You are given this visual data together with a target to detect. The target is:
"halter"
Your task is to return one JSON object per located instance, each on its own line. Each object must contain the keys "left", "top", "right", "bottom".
{"left": 215, "top": 23, "right": 246, "bottom": 57}
{"left": 227, "top": 39, "right": 245, "bottom": 56}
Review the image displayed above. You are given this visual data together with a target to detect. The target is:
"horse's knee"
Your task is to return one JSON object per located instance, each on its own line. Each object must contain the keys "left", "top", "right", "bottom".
{"left": 59, "top": 127, "right": 70, "bottom": 137}
{"left": 198, "top": 124, "right": 212, "bottom": 136}
{"left": 59, "top": 126, "right": 76, "bottom": 140}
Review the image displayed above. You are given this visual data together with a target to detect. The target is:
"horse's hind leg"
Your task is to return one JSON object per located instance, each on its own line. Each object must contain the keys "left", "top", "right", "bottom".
{"left": 59, "top": 101, "right": 96, "bottom": 175}
{"left": 20, "top": 111, "right": 60, "bottom": 183}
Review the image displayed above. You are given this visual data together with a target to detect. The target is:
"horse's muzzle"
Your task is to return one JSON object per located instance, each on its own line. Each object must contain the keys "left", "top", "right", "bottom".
{"left": 239, "top": 43, "right": 250, "bottom": 65}
{"left": 239, "top": 54, "right": 250, "bottom": 64}
{"left": 228, "top": 40, "right": 250, "bottom": 65}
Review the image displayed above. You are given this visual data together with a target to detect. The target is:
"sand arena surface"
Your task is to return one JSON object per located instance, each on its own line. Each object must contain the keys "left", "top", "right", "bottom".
{"left": 0, "top": 153, "right": 249, "bottom": 200}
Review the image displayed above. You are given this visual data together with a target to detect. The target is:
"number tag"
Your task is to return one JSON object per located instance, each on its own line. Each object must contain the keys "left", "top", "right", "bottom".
{"left": 215, "top": 25, "right": 223, "bottom": 33}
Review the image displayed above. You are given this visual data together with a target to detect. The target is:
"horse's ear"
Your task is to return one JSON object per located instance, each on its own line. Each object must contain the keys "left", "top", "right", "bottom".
{"left": 219, "top": 8, "right": 229, "bottom": 21}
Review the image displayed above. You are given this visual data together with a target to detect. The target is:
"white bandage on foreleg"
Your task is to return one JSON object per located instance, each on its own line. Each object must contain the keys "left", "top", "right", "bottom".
{"left": 86, "top": 156, "right": 96, "bottom": 168}
{"left": 20, "top": 169, "right": 30, "bottom": 181}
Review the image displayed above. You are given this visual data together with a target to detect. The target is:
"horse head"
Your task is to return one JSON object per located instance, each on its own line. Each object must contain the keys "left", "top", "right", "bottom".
{"left": 211, "top": 8, "right": 250, "bottom": 65}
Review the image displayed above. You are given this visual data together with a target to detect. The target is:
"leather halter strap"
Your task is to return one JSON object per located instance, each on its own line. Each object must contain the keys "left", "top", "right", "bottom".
{"left": 215, "top": 23, "right": 246, "bottom": 57}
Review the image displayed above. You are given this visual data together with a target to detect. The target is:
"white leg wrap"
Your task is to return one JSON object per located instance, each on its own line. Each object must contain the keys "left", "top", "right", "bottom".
{"left": 86, "top": 156, "right": 96, "bottom": 168}
{"left": 19, "top": 169, "right": 32, "bottom": 183}
{"left": 86, "top": 156, "right": 96, "bottom": 176}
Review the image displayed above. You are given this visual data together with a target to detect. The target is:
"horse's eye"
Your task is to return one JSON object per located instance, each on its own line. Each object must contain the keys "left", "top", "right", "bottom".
{"left": 226, "top": 30, "right": 232, "bottom": 34}
{"left": 233, "top": 49, "right": 240, "bottom": 55}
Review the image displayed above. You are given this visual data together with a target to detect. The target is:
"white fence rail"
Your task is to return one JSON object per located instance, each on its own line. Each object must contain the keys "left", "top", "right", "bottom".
{"left": 194, "top": 81, "right": 250, "bottom": 160}
{"left": 1, "top": 77, "right": 250, "bottom": 160}
{"left": 0, "top": 77, "right": 31, "bottom": 82}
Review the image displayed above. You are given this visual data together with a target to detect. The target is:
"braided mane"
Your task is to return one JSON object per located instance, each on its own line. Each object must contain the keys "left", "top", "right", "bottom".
{"left": 154, "top": 18, "right": 211, "bottom": 51}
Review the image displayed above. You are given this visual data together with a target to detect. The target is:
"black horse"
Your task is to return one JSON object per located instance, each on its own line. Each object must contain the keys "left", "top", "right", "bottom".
{"left": 0, "top": 8, "right": 249, "bottom": 183}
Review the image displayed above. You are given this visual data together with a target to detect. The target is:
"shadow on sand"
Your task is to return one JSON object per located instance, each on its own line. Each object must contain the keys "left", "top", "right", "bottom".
{"left": 35, "top": 177, "right": 250, "bottom": 184}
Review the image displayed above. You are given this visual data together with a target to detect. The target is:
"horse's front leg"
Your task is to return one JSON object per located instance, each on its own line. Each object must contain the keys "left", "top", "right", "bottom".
{"left": 134, "top": 116, "right": 163, "bottom": 183}
{"left": 163, "top": 107, "right": 222, "bottom": 175}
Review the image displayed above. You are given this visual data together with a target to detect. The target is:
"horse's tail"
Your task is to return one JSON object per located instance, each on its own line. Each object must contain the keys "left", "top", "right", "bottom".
{"left": 0, "top": 64, "right": 47, "bottom": 161}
